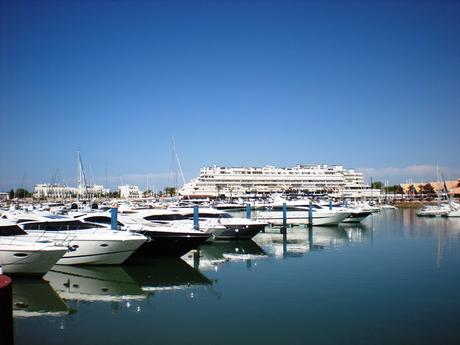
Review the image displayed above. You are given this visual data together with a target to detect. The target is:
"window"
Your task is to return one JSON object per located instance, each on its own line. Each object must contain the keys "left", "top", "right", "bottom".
{"left": 0, "top": 225, "right": 27, "bottom": 236}
{"left": 84, "top": 216, "right": 123, "bottom": 226}
{"left": 143, "top": 214, "right": 188, "bottom": 221}
{"left": 22, "top": 220, "right": 104, "bottom": 231}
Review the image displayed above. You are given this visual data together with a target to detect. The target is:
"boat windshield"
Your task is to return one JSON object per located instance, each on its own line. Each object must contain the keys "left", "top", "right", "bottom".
{"left": 83, "top": 216, "right": 123, "bottom": 226}
{"left": 22, "top": 220, "right": 105, "bottom": 231}
{"left": 193, "top": 213, "right": 232, "bottom": 219}
{"left": 0, "top": 225, "right": 28, "bottom": 236}
{"left": 143, "top": 214, "right": 188, "bottom": 221}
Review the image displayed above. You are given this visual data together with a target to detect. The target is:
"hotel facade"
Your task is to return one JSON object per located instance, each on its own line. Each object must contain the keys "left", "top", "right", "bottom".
{"left": 180, "top": 165, "right": 379, "bottom": 198}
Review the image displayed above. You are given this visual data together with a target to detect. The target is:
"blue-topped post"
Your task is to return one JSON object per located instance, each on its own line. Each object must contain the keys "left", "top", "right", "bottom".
{"left": 111, "top": 205, "right": 118, "bottom": 230}
{"left": 246, "top": 204, "right": 251, "bottom": 219}
{"left": 193, "top": 205, "right": 199, "bottom": 230}
{"left": 308, "top": 201, "right": 313, "bottom": 227}
{"left": 329, "top": 200, "right": 332, "bottom": 210}
{"left": 282, "top": 203, "right": 287, "bottom": 228}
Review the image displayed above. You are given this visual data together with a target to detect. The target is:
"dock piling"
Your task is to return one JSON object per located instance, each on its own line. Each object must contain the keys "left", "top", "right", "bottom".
{"left": 193, "top": 205, "right": 199, "bottom": 230}
{"left": 308, "top": 201, "right": 313, "bottom": 227}
{"left": 246, "top": 204, "right": 251, "bottom": 219}
{"left": 282, "top": 203, "right": 287, "bottom": 228}
{"left": 111, "top": 205, "right": 118, "bottom": 230}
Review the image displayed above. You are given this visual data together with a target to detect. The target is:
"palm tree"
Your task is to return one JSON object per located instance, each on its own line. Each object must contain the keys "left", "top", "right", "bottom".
{"left": 164, "top": 187, "right": 177, "bottom": 197}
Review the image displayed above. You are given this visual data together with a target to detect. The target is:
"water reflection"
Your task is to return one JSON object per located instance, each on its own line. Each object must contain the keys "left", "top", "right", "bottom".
{"left": 12, "top": 258, "right": 214, "bottom": 321}
{"left": 182, "top": 240, "right": 267, "bottom": 271}
{"left": 123, "top": 258, "right": 213, "bottom": 292}
{"left": 372, "top": 209, "right": 460, "bottom": 268}
{"left": 45, "top": 266, "right": 146, "bottom": 303}
{"left": 12, "top": 278, "right": 69, "bottom": 318}
{"left": 254, "top": 224, "right": 370, "bottom": 258}
{"left": 12, "top": 209, "right": 460, "bottom": 345}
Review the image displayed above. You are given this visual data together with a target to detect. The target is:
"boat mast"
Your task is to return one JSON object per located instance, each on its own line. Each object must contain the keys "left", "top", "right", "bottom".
{"left": 172, "top": 138, "right": 186, "bottom": 187}
{"left": 77, "top": 149, "right": 89, "bottom": 200}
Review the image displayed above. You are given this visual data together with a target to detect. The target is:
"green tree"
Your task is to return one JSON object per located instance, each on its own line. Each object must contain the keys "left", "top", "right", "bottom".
{"left": 15, "top": 188, "right": 31, "bottom": 198}
{"left": 371, "top": 181, "right": 384, "bottom": 189}
{"left": 384, "top": 185, "right": 399, "bottom": 193}
{"left": 164, "top": 187, "right": 177, "bottom": 197}
{"left": 408, "top": 185, "right": 418, "bottom": 195}
{"left": 108, "top": 191, "right": 120, "bottom": 198}
{"left": 9, "top": 189, "right": 14, "bottom": 199}
{"left": 422, "top": 183, "right": 435, "bottom": 196}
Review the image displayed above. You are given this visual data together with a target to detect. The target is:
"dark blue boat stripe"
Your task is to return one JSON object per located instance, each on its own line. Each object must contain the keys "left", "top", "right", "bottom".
{"left": 63, "top": 249, "right": 134, "bottom": 259}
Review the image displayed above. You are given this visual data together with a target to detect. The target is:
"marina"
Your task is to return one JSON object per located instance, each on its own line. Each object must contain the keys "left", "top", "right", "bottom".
{"left": 1, "top": 1, "right": 459, "bottom": 344}
{"left": 1, "top": 207, "right": 459, "bottom": 345}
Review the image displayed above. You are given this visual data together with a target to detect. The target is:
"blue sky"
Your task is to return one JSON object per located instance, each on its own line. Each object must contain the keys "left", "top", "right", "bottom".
{"left": 1, "top": 0, "right": 459, "bottom": 191}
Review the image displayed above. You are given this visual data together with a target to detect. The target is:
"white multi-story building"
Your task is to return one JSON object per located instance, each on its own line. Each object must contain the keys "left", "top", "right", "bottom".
{"left": 180, "top": 164, "right": 380, "bottom": 198}
{"left": 34, "top": 184, "right": 109, "bottom": 199}
{"left": 35, "top": 184, "right": 77, "bottom": 199}
{"left": 118, "top": 185, "right": 141, "bottom": 199}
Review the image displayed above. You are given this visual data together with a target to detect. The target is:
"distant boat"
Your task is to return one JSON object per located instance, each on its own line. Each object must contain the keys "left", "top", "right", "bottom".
{"left": 416, "top": 204, "right": 451, "bottom": 217}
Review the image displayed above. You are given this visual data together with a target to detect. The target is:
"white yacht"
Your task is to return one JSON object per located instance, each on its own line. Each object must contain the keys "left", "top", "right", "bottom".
{"left": 416, "top": 204, "right": 451, "bottom": 217}
{"left": 3, "top": 212, "right": 147, "bottom": 265}
{"left": 117, "top": 208, "right": 239, "bottom": 240}
{"left": 169, "top": 207, "right": 267, "bottom": 239}
{"left": 0, "top": 220, "right": 68, "bottom": 276}
{"left": 255, "top": 203, "right": 351, "bottom": 226}
{"left": 446, "top": 202, "right": 460, "bottom": 217}
{"left": 447, "top": 209, "right": 460, "bottom": 217}
{"left": 75, "top": 211, "right": 212, "bottom": 257}
{"left": 380, "top": 204, "right": 397, "bottom": 210}
{"left": 307, "top": 199, "right": 372, "bottom": 224}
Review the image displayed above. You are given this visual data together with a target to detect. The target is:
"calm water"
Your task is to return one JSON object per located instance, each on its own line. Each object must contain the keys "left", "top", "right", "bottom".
{"left": 12, "top": 209, "right": 460, "bottom": 345}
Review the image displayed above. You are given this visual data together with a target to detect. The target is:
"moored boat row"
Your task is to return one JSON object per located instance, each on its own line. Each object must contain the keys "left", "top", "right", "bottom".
{"left": 0, "top": 196, "right": 385, "bottom": 276}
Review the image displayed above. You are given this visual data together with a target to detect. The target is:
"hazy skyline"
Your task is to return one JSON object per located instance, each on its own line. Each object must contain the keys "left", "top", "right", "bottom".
{"left": 1, "top": 0, "right": 459, "bottom": 191}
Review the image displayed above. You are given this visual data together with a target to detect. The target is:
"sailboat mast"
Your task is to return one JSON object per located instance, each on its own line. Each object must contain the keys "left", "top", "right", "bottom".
{"left": 77, "top": 149, "right": 89, "bottom": 199}
{"left": 172, "top": 137, "right": 186, "bottom": 187}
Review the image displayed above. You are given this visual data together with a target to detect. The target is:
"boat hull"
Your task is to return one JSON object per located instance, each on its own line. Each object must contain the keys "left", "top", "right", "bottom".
{"left": 447, "top": 209, "right": 460, "bottom": 217}
{"left": 130, "top": 231, "right": 211, "bottom": 258}
{"left": 24, "top": 231, "right": 146, "bottom": 265}
{"left": 0, "top": 246, "right": 67, "bottom": 276}
{"left": 342, "top": 211, "right": 372, "bottom": 223}
{"left": 256, "top": 211, "right": 349, "bottom": 226}
{"left": 207, "top": 224, "right": 265, "bottom": 240}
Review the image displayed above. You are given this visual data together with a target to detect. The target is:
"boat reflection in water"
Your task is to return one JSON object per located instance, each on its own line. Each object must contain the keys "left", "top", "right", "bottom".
{"left": 182, "top": 240, "right": 268, "bottom": 271}
{"left": 44, "top": 266, "right": 146, "bottom": 303}
{"left": 12, "top": 278, "right": 69, "bottom": 318}
{"left": 254, "top": 224, "right": 370, "bottom": 258}
{"left": 340, "top": 223, "right": 371, "bottom": 243}
{"left": 123, "top": 258, "right": 213, "bottom": 293}
{"left": 43, "top": 259, "right": 212, "bottom": 306}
